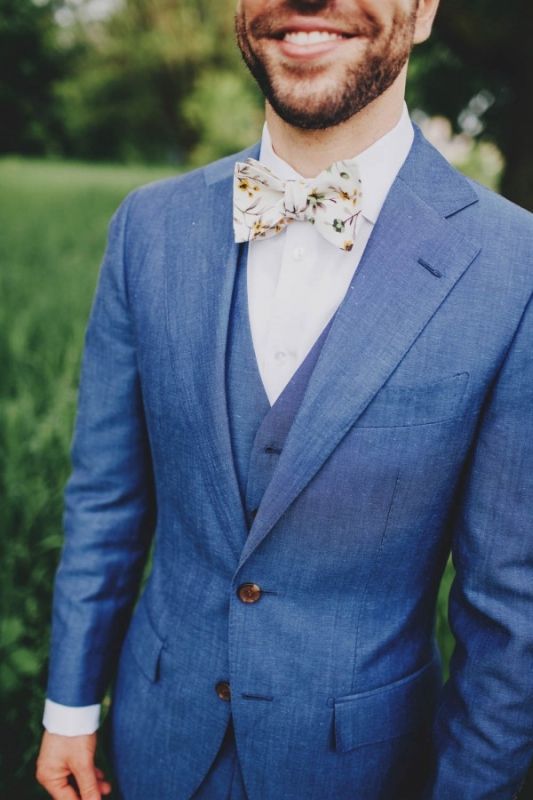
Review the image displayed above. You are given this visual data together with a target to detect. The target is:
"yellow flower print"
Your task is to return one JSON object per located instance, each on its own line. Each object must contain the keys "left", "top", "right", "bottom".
{"left": 339, "top": 189, "right": 361, "bottom": 207}
{"left": 252, "top": 219, "right": 268, "bottom": 238}
{"left": 238, "top": 178, "right": 260, "bottom": 200}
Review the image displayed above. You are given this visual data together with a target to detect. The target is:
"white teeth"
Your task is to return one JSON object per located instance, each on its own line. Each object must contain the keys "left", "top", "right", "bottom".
{"left": 283, "top": 30, "right": 344, "bottom": 45}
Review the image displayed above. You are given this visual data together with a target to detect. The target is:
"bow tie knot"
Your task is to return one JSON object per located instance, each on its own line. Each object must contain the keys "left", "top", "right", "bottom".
{"left": 283, "top": 180, "right": 310, "bottom": 219}
{"left": 233, "top": 157, "right": 363, "bottom": 252}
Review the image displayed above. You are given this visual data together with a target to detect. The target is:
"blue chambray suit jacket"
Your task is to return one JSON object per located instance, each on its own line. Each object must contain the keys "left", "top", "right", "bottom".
{"left": 46, "top": 126, "right": 533, "bottom": 799}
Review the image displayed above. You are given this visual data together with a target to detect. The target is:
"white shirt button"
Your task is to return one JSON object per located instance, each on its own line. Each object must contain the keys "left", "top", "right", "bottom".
{"left": 292, "top": 247, "right": 305, "bottom": 261}
{"left": 274, "top": 350, "right": 286, "bottom": 362}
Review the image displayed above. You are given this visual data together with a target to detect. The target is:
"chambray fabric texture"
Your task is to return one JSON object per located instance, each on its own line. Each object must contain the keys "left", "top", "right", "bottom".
{"left": 42, "top": 104, "right": 415, "bottom": 737}
{"left": 227, "top": 240, "right": 336, "bottom": 513}
{"left": 47, "top": 126, "right": 533, "bottom": 799}
{"left": 189, "top": 718, "right": 248, "bottom": 800}
{"left": 191, "top": 238, "right": 334, "bottom": 798}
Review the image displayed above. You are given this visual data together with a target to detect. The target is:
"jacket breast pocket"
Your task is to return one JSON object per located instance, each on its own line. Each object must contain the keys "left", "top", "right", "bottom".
{"left": 333, "top": 655, "right": 442, "bottom": 753}
{"left": 356, "top": 371, "right": 470, "bottom": 428}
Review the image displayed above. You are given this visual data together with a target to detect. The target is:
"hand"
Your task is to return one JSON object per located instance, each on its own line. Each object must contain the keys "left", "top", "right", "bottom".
{"left": 36, "top": 731, "right": 112, "bottom": 800}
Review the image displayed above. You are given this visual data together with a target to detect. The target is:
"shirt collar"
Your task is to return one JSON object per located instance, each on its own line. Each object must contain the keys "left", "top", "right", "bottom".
{"left": 258, "top": 102, "right": 414, "bottom": 225}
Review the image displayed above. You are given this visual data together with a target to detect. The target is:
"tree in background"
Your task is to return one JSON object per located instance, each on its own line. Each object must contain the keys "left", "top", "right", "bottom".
{"left": 3, "top": 0, "right": 533, "bottom": 209}
{"left": 0, "top": 0, "right": 67, "bottom": 154}
{"left": 409, "top": 0, "right": 533, "bottom": 209}
{"left": 57, "top": 0, "right": 263, "bottom": 162}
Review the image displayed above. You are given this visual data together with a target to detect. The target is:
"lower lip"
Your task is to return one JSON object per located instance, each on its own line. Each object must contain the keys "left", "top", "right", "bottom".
{"left": 274, "top": 36, "right": 355, "bottom": 60}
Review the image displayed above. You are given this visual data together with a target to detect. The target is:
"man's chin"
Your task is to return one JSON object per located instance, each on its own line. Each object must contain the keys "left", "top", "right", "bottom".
{"left": 266, "top": 79, "right": 349, "bottom": 128}
{"left": 266, "top": 96, "right": 354, "bottom": 130}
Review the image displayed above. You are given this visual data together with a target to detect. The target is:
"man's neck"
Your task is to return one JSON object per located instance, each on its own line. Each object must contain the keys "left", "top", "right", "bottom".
{"left": 265, "top": 75, "right": 407, "bottom": 178}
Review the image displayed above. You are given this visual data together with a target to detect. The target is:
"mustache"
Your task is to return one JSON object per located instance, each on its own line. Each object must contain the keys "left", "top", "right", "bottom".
{"left": 247, "top": 3, "right": 382, "bottom": 39}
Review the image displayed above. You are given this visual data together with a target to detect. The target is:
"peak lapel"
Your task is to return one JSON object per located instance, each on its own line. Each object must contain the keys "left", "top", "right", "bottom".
{"left": 237, "top": 130, "right": 481, "bottom": 569}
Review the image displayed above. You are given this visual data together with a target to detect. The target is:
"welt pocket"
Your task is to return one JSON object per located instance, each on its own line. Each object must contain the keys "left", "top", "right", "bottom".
{"left": 332, "top": 655, "right": 442, "bottom": 753}
{"left": 123, "top": 595, "right": 165, "bottom": 683}
{"left": 356, "top": 371, "right": 470, "bottom": 428}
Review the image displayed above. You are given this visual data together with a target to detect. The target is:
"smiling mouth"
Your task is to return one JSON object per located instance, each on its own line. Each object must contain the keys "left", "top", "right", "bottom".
{"left": 281, "top": 30, "right": 351, "bottom": 45}
{"left": 267, "top": 27, "right": 357, "bottom": 59}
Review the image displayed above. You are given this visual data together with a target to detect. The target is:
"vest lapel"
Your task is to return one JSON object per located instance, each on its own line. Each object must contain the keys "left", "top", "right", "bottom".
{"left": 237, "top": 131, "right": 481, "bottom": 570}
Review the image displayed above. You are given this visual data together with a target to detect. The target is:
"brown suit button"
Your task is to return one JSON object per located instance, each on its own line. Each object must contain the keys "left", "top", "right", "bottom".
{"left": 238, "top": 583, "right": 262, "bottom": 604}
{"left": 215, "top": 681, "right": 231, "bottom": 701}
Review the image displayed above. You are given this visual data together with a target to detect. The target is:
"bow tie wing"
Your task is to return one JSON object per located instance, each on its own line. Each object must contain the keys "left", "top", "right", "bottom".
{"left": 309, "top": 161, "right": 363, "bottom": 252}
{"left": 233, "top": 159, "right": 288, "bottom": 242}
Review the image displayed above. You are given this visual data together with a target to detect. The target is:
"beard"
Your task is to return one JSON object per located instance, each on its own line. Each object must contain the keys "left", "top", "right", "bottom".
{"left": 235, "top": 2, "right": 418, "bottom": 130}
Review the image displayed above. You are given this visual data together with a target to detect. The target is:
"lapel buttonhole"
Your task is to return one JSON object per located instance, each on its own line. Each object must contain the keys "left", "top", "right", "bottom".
{"left": 418, "top": 257, "right": 443, "bottom": 279}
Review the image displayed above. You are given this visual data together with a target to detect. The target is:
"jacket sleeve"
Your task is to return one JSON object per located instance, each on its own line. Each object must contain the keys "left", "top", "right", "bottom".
{"left": 423, "top": 291, "right": 533, "bottom": 799}
{"left": 46, "top": 191, "right": 156, "bottom": 706}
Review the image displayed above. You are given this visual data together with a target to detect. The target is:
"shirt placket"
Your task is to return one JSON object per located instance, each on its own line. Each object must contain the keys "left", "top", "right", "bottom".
{"left": 261, "top": 222, "right": 316, "bottom": 403}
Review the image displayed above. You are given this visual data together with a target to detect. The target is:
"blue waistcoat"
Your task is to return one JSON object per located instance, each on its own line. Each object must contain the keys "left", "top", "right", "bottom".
{"left": 226, "top": 243, "right": 334, "bottom": 523}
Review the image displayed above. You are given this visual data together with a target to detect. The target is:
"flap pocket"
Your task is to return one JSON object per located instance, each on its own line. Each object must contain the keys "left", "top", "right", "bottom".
{"left": 123, "top": 595, "right": 165, "bottom": 683}
{"left": 333, "top": 656, "right": 442, "bottom": 753}
{"left": 357, "top": 371, "right": 469, "bottom": 428}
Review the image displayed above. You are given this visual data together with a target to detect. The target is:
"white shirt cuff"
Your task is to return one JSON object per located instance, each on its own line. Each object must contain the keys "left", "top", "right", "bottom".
{"left": 43, "top": 699, "right": 101, "bottom": 736}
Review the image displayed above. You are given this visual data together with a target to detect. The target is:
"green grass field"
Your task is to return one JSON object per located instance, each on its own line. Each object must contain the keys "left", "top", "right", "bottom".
{"left": 0, "top": 158, "right": 177, "bottom": 795}
{"left": 0, "top": 157, "right": 456, "bottom": 796}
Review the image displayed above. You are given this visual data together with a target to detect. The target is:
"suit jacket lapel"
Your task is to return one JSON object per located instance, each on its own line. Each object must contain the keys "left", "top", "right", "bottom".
{"left": 237, "top": 129, "right": 481, "bottom": 569}
{"left": 165, "top": 144, "right": 259, "bottom": 561}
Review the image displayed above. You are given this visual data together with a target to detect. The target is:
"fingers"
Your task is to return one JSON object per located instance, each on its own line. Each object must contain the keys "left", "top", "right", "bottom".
{"left": 94, "top": 768, "right": 112, "bottom": 794}
{"left": 70, "top": 757, "right": 102, "bottom": 800}
{"left": 37, "top": 765, "right": 111, "bottom": 800}
{"left": 36, "top": 732, "right": 110, "bottom": 800}
{"left": 50, "top": 788, "right": 80, "bottom": 800}
{"left": 36, "top": 764, "right": 102, "bottom": 800}
{"left": 35, "top": 767, "right": 82, "bottom": 800}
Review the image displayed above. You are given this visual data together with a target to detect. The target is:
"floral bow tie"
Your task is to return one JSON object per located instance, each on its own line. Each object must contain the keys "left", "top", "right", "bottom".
{"left": 233, "top": 157, "right": 362, "bottom": 252}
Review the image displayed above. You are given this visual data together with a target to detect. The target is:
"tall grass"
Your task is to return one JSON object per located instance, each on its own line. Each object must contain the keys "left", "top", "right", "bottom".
{"left": 0, "top": 158, "right": 175, "bottom": 795}
{"left": 0, "top": 157, "right": 458, "bottom": 796}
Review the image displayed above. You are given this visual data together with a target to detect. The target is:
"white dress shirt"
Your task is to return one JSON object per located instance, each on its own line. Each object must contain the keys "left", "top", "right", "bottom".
{"left": 249, "top": 104, "right": 414, "bottom": 404}
{"left": 43, "top": 103, "right": 414, "bottom": 736}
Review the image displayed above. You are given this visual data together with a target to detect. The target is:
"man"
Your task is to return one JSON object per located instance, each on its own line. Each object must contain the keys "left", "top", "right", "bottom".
{"left": 36, "top": 0, "right": 533, "bottom": 798}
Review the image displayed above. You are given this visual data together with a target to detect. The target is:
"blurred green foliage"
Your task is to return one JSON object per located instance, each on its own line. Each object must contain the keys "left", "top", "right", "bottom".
{"left": 0, "top": 157, "right": 176, "bottom": 795}
{"left": 2, "top": 0, "right": 532, "bottom": 206}
{"left": 408, "top": 0, "right": 533, "bottom": 208}
{"left": 0, "top": 0, "right": 66, "bottom": 154}
{"left": 54, "top": 0, "right": 264, "bottom": 164}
